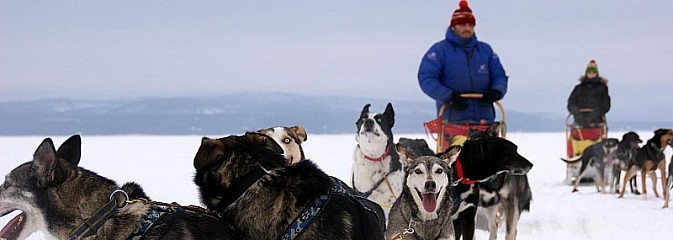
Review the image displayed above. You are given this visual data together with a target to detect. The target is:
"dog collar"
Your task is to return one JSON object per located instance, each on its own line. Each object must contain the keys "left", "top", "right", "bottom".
{"left": 214, "top": 164, "right": 272, "bottom": 212}
{"left": 455, "top": 156, "right": 477, "bottom": 185}
{"left": 363, "top": 144, "right": 390, "bottom": 161}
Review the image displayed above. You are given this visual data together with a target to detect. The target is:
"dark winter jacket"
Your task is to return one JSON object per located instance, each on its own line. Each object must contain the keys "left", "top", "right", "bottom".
{"left": 567, "top": 76, "right": 610, "bottom": 127}
{"left": 418, "top": 30, "right": 508, "bottom": 123}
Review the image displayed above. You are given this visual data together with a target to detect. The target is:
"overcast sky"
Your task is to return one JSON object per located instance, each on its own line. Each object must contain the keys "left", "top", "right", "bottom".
{"left": 1, "top": 1, "right": 672, "bottom": 118}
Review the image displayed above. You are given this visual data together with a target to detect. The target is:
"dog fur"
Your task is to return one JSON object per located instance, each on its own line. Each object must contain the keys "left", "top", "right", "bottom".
{"left": 193, "top": 132, "right": 385, "bottom": 240}
{"left": 619, "top": 129, "right": 673, "bottom": 200}
{"left": 351, "top": 103, "right": 404, "bottom": 218}
{"left": 0, "top": 135, "right": 233, "bottom": 240}
{"left": 612, "top": 131, "right": 642, "bottom": 194}
{"left": 257, "top": 125, "right": 308, "bottom": 164}
{"left": 664, "top": 153, "right": 673, "bottom": 208}
{"left": 397, "top": 137, "right": 435, "bottom": 158}
{"left": 386, "top": 144, "right": 459, "bottom": 240}
{"left": 561, "top": 138, "right": 620, "bottom": 193}
{"left": 465, "top": 127, "right": 533, "bottom": 240}
{"left": 451, "top": 138, "right": 533, "bottom": 240}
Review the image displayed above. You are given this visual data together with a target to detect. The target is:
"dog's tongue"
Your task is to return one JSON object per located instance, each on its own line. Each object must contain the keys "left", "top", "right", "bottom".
{"left": 1, "top": 212, "right": 25, "bottom": 240}
{"left": 422, "top": 193, "right": 437, "bottom": 212}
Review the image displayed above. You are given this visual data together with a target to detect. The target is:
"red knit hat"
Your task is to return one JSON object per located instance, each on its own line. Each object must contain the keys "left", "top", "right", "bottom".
{"left": 451, "top": 0, "right": 476, "bottom": 27}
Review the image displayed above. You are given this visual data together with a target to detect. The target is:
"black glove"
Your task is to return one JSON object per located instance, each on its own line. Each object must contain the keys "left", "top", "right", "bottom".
{"left": 451, "top": 93, "right": 467, "bottom": 111}
{"left": 482, "top": 90, "right": 500, "bottom": 103}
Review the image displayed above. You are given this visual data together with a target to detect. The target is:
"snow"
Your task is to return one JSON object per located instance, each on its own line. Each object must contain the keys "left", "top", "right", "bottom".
{"left": 1, "top": 131, "right": 672, "bottom": 240}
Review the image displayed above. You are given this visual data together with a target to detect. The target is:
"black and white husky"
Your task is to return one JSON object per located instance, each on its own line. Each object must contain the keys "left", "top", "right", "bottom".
{"left": 386, "top": 144, "right": 460, "bottom": 240}
{"left": 351, "top": 103, "right": 404, "bottom": 218}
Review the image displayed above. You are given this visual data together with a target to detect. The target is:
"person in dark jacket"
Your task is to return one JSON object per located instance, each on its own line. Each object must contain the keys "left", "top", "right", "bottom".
{"left": 567, "top": 59, "right": 611, "bottom": 127}
{"left": 418, "top": 0, "right": 508, "bottom": 145}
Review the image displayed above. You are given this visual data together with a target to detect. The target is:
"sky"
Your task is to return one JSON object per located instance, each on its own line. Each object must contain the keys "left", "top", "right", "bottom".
{"left": 2, "top": 132, "right": 673, "bottom": 239}
{"left": 1, "top": 1, "right": 672, "bottom": 118}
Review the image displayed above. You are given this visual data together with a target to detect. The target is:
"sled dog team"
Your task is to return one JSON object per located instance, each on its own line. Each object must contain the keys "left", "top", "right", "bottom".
{"left": 0, "top": 103, "right": 552, "bottom": 240}
{"left": 562, "top": 129, "right": 673, "bottom": 209}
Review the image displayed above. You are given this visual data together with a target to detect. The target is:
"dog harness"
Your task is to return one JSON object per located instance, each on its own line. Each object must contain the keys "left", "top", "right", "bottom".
{"left": 280, "top": 180, "right": 347, "bottom": 240}
{"left": 68, "top": 190, "right": 130, "bottom": 240}
{"left": 127, "top": 200, "right": 215, "bottom": 240}
{"left": 68, "top": 189, "right": 218, "bottom": 240}
{"left": 353, "top": 143, "right": 399, "bottom": 201}
{"left": 455, "top": 156, "right": 477, "bottom": 185}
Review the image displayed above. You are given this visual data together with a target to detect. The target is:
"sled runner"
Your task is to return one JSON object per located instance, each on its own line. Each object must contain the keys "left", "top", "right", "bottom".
{"left": 563, "top": 113, "right": 608, "bottom": 183}
{"left": 424, "top": 93, "right": 507, "bottom": 153}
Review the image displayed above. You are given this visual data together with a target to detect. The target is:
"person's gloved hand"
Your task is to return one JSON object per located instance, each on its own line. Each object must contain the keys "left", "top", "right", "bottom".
{"left": 451, "top": 93, "right": 467, "bottom": 111}
{"left": 482, "top": 90, "right": 500, "bottom": 103}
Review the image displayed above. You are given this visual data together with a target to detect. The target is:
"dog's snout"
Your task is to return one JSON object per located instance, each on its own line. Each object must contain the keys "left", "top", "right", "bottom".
{"left": 363, "top": 119, "right": 375, "bottom": 130}
{"left": 425, "top": 181, "right": 436, "bottom": 191}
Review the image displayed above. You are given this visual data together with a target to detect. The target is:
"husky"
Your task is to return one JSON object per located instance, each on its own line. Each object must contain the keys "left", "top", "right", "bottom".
{"left": 479, "top": 171, "right": 532, "bottom": 240}
{"left": 452, "top": 138, "right": 534, "bottom": 240}
{"left": 386, "top": 144, "right": 460, "bottom": 240}
{"left": 193, "top": 132, "right": 385, "bottom": 240}
{"left": 664, "top": 152, "right": 673, "bottom": 208}
{"left": 257, "top": 125, "right": 308, "bottom": 164}
{"left": 466, "top": 128, "right": 533, "bottom": 240}
{"left": 0, "top": 135, "right": 233, "bottom": 240}
{"left": 397, "top": 137, "right": 435, "bottom": 158}
{"left": 612, "top": 131, "right": 642, "bottom": 194}
{"left": 561, "top": 138, "right": 620, "bottom": 193}
{"left": 619, "top": 128, "right": 673, "bottom": 200}
{"left": 351, "top": 103, "right": 404, "bottom": 218}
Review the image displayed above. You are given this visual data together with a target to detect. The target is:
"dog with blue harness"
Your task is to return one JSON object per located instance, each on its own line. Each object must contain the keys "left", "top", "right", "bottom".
{"left": 193, "top": 132, "right": 385, "bottom": 240}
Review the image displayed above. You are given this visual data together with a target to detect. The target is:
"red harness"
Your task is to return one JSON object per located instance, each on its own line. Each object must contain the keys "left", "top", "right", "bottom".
{"left": 455, "top": 156, "right": 477, "bottom": 185}
{"left": 363, "top": 144, "right": 390, "bottom": 162}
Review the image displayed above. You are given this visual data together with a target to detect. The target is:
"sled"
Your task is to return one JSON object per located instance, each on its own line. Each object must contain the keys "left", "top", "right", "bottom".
{"left": 424, "top": 93, "right": 506, "bottom": 153}
{"left": 563, "top": 113, "right": 608, "bottom": 184}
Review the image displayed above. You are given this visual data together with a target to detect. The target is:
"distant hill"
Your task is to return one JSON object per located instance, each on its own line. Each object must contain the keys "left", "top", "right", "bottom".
{"left": 0, "top": 93, "right": 667, "bottom": 135}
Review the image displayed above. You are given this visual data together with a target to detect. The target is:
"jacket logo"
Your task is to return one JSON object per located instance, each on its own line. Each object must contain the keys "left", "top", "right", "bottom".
{"left": 427, "top": 52, "right": 437, "bottom": 61}
{"left": 478, "top": 64, "right": 487, "bottom": 74}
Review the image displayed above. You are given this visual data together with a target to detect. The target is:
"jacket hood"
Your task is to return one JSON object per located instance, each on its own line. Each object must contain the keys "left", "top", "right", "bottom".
{"left": 579, "top": 76, "right": 608, "bottom": 85}
{"left": 445, "top": 28, "right": 477, "bottom": 48}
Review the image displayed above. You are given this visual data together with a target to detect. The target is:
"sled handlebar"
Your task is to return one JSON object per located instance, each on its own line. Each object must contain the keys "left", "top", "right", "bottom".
{"left": 459, "top": 93, "right": 484, "bottom": 99}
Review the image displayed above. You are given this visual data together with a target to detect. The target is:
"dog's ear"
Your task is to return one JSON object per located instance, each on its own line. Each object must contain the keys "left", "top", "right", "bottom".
{"left": 194, "top": 137, "right": 225, "bottom": 171}
{"left": 360, "top": 103, "right": 371, "bottom": 117}
{"left": 244, "top": 132, "right": 284, "bottom": 155}
{"left": 32, "top": 138, "right": 59, "bottom": 187}
{"left": 396, "top": 143, "right": 416, "bottom": 165}
{"left": 654, "top": 128, "right": 668, "bottom": 136}
{"left": 56, "top": 134, "right": 82, "bottom": 166}
{"left": 384, "top": 102, "right": 395, "bottom": 127}
{"left": 292, "top": 125, "right": 308, "bottom": 143}
{"left": 438, "top": 145, "right": 461, "bottom": 166}
{"left": 256, "top": 128, "right": 273, "bottom": 136}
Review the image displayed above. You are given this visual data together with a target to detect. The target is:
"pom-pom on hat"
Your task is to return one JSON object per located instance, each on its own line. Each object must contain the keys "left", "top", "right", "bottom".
{"left": 451, "top": 0, "right": 476, "bottom": 27}
{"left": 585, "top": 59, "right": 599, "bottom": 75}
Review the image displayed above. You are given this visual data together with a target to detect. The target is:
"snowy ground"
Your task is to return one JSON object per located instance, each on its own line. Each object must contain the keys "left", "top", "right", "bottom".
{"left": 1, "top": 131, "right": 672, "bottom": 239}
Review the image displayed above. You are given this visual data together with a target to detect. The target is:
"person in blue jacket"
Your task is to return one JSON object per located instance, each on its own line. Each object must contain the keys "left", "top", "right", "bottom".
{"left": 418, "top": 0, "right": 508, "bottom": 143}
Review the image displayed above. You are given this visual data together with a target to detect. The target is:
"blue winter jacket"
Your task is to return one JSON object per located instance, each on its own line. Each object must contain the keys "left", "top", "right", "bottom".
{"left": 418, "top": 30, "right": 508, "bottom": 123}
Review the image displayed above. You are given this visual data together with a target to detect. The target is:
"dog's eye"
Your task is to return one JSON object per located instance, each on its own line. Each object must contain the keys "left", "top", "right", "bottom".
{"left": 414, "top": 169, "right": 423, "bottom": 174}
{"left": 435, "top": 168, "right": 444, "bottom": 174}
{"left": 376, "top": 118, "right": 382, "bottom": 123}
{"left": 283, "top": 138, "right": 292, "bottom": 144}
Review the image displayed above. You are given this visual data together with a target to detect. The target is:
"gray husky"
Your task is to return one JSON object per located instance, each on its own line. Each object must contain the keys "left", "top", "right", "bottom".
{"left": 386, "top": 144, "right": 460, "bottom": 240}
{"left": 0, "top": 135, "right": 233, "bottom": 240}
{"left": 561, "top": 138, "right": 620, "bottom": 193}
